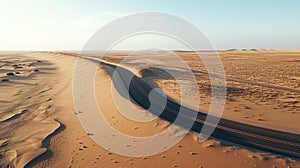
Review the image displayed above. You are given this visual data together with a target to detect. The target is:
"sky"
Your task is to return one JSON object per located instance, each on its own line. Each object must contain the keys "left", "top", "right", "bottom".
{"left": 0, "top": 0, "right": 299, "bottom": 50}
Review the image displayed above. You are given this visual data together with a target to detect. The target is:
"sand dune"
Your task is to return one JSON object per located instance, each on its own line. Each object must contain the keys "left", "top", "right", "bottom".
{"left": 0, "top": 51, "right": 300, "bottom": 167}
{"left": 0, "top": 54, "right": 61, "bottom": 167}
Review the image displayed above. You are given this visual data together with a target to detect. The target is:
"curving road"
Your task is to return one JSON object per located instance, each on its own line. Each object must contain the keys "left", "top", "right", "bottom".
{"left": 80, "top": 55, "right": 300, "bottom": 159}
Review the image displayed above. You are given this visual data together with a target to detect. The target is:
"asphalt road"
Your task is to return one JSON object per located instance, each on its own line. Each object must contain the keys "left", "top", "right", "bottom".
{"left": 82, "top": 55, "right": 300, "bottom": 159}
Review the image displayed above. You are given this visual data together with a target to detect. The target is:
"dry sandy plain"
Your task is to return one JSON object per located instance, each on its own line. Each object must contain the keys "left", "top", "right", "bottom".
{"left": 0, "top": 50, "right": 300, "bottom": 168}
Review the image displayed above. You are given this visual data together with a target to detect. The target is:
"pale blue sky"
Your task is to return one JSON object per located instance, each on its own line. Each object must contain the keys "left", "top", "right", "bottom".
{"left": 0, "top": 0, "right": 299, "bottom": 50}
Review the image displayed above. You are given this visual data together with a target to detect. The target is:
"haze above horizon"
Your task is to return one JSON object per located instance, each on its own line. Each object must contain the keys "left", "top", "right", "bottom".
{"left": 0, "top": 0, "right": 299, "bottom": 50}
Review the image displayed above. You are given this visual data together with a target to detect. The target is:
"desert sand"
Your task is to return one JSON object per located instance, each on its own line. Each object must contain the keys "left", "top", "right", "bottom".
{"left": 0, "top": 50, "right": 300, "bottom": 168}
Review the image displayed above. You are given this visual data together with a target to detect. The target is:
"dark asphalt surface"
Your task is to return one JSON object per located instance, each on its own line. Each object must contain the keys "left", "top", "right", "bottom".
{"left": 83, "top": 55, "right": 300, "bottom": 159}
